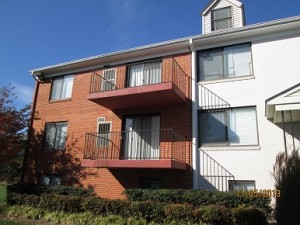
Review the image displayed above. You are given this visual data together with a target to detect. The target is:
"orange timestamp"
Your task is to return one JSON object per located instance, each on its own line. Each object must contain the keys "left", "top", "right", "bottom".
{"left": 235, "top": 189, "right": 280, "bottom": 198}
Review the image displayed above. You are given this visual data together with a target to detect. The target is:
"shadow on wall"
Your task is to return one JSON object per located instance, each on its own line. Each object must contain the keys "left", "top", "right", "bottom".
{"left": 23, "top": 128, "right": 96, "bottom": 188}
{"left": 268, "top": 115, "right": 300, "bottom": 153}
{"left": 109, "top": 167, "right": 193, "bottom": 190}
{"left": 199, "top": 149, "right": 235, "bottom": 191}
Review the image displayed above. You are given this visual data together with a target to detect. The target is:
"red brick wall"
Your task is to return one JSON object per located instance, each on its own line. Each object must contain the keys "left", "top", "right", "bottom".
{"left": 24, "top": 52, "right": 193, "bottom": 199}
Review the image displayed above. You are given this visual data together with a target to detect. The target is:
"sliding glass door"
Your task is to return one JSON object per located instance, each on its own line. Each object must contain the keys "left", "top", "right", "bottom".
{"left": 123, "top": 115, "right": 160, "bottom": 159}
{"left": 127, "top": 60, "right": 162, "bottom": 87}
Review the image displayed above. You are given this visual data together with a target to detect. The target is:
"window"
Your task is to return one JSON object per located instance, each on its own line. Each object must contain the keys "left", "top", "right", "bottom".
{"left": 97, "top": 122, "right": 111, "bottom": 147}
{"left": 211, "top": 7, "right": 232, "bottom": 31}
{"left": 50, "top": 75, "right": 74, "bottom": 100}
{"left": 198, "top": 43, "right": 252, "bottom": 81}
{"left": 101, "top": 69, "right": 116, "bottom": 91}
{"left": 44, "top": 122, "right": 68, "bottom": 151}
{"left": 127, "top": 59, "right": 162, "bottom": 87}
{"left": 229, "top": 180, "right": 255, "bottom": 191}
{"left": 39, "top": 175, "right": 62, "bottom": 186}
{"left": 199, "top": 107, "right": 258, "bottom": 146}
{"left": 140, "top": 178, "right": 160, "bottom": 189}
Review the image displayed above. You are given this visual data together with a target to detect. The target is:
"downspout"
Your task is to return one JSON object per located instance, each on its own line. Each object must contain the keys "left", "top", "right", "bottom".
{"left": 20, "top": 74, "right": 40, "bottom": 183}
{"left": 189, "top": 39, "right": 199, "bottom": 189}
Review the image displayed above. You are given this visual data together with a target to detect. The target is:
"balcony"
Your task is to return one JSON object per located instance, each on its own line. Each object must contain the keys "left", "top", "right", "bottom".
{"left": 81, "top": 129, "right": 188, "bottom": 170}
{"left": 87, "top": 58, "right": 188, "bottom": 110}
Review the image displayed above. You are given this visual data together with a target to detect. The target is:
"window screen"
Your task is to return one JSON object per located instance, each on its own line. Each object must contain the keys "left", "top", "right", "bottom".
{"left": 127, "top": 60, "right": 162, "bottom": 87}
{"left": 198, "top": 43, "right": 252, "bottom": 81}
{"left": 229, "top": 180, "right": 255, "bottom": 191}
{"left": 101, "top": 69, "right": 116, "bottom": 91}
{"left": 97, "top": 122, "right": 111, "bottom": 147}
{"left": 51, "top": 75, "right": 74, "bottom": 100}
{"left": 44, "top": 122, "right": 68, "bottom": 151}
{"left": 199, "top": 107, "right": 258, "bottom": 146}
{"left": 211, "top": 7, "right": 232, "bottom": 31}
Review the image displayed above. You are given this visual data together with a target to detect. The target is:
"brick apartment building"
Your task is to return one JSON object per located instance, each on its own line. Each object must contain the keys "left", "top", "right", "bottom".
{"left": 23, "top": 47, "right": 193, "bottom": 198}
{"left": 23, "top": 0, "right": 300, "bottom": 198}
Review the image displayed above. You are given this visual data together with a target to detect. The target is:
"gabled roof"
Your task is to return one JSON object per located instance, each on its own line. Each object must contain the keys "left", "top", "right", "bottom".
{"left": 266, "top": 83, "right": 300, "bottom": 123}
{"left": 202, "top": 0, "right": 243, "bottom": 15}
{"left": 266, "top": 83, "right": 300, "bottom": 106}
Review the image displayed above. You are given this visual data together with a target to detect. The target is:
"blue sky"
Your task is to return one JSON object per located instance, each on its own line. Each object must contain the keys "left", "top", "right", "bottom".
{"left": 1, "top": 0, "right": 300, "bottom": 107}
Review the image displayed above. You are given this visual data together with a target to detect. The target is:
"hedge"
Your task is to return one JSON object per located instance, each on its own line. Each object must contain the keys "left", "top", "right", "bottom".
{"left": 5, "top": 185, "right": 270, "bottom": 224}
{"left": 7, "top": 183, "right": 95, "bottom": 197}
{"left": 124, "top": 189, "right": 271, "bottom": 214}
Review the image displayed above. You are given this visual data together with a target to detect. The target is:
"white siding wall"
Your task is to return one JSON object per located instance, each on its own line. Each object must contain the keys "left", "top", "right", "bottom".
{"left": 197, "top": 34, "right": 300, "bottom": 192}
{"left": 203, "top": 0, "right": 244, "bottom": 34}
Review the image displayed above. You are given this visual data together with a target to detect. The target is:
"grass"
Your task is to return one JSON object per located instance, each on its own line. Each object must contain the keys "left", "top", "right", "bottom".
{"left": 0, "top": 186, "right": 7, "bottom": 205}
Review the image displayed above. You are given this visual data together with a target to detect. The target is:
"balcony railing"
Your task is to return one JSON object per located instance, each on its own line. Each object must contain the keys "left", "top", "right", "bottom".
{"left": 89, "top": 58, "right": 189, "bottom": 97}
{"left": 83, "top": 129, "right": 187, "bottom": 162}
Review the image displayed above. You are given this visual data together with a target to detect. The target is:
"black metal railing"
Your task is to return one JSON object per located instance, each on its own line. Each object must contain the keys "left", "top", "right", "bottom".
{"left": 89, "top": 58, "right": 189, "bottom": 98}
{"left": 89, "top": 71, "right": 118, "bottom": 93}
{"left": 170, "top": 58, "right": 187, "bottom": 97}
{"left": 83, "top": 129, "right": 187, "bottom": 162}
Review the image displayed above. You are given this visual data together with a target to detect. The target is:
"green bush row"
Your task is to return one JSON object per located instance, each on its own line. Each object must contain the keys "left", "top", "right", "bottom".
{"left": 124, "top": 189, "right": 271, "bottom": 213}
{"left": 1, "top": 205, "right": 151, "bottom": 225}
{"left": 7, "top": 183, "right": 95, "bottom": 197}
{"left": 6, "top": 193, "right": 268, "bottom": 225}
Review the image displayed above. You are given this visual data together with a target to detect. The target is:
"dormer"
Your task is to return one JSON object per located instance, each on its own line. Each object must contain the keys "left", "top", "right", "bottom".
{"left": 202, "top": 0, "right": 245, "bottom": 34}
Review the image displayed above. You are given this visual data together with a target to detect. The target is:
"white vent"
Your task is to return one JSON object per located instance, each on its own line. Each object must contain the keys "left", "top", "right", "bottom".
{"left": 97, "top": 117, "right": 105, "bottom": 123}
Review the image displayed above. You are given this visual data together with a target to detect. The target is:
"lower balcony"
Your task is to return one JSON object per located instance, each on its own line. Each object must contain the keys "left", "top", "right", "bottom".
{"left": 81, "top": 129, "right": 188, "bottom": 170}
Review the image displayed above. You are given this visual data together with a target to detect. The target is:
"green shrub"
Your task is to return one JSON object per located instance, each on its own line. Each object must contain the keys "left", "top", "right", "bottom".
{"left": 164, "top": 203, "right": 194, "bottom": 222}
{"left": 39, "top": 194, "right": 82, "bottom": 212}
{"left": 130, "top": 200, "right": 164, "bottom": 223}
{"left": 6, "top": 193, "right": 24, "bottom": 205}
{"left": 7, "top": 183, "right": 95, "bottom": 197}
{"left": 3, "top": 205, "right": 44, "bottom": 220}
{"left": 234, "top": 206, "right": 268, "bottom": 225}
{"left": 273, "top": 149, "right": 300, "bottom": 225}
{"left": 106, "top": 199, "right": 131, "bottom": 217}
{"left": 125, "top": 189, "right": 271, "bottom": 212}
{"left": 22, "top": 194, "right": 40, "bottom": 207}
{"left": 81, "top": 196, "right": 108, "bottom": 216}
{"left": 197, "top": 205, "right": 233, "bottom": 225}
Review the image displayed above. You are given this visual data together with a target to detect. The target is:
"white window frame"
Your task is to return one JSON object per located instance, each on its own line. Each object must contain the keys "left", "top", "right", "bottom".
{"left": 229, "top": 180, "right": 255, "bottom": 191}
{"left": 199, "top": 107, "right": 259, "bottom": 146}
{"left": 44, "top": 122, "right": 68, "bottom": 151}
{"left": 101, "top": 68, "right": 117, "bottom": 91}
{"left": 97, "top": 121, "right": 112, "bottom": 148}
{"left": 211, "top": 7, "right": 232, "bottom": 31}
{"left": 50, "top": 75, "right": 74, "bottom": 100}
{"left": 198, "top": 43, "right": 253, "bottom": 81}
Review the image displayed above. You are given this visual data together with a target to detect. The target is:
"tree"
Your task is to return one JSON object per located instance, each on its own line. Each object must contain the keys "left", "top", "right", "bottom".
{"left": 0, "top": 85, "right": 31, "bottom": 181}
{"left": 272, "top": 149, "right": 300, "bottom": 225}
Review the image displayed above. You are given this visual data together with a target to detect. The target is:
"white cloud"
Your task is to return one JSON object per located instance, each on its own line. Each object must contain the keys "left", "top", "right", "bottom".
{"left": 12, "top": 82, "right": 34, "bottom": 105}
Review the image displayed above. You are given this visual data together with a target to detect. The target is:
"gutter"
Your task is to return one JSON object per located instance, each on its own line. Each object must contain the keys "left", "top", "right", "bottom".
{"left": 20, "top": 80, "right": 40, "bottom": 183}
{"left": 189, "top": 38, "right": 199, "bottom": 189}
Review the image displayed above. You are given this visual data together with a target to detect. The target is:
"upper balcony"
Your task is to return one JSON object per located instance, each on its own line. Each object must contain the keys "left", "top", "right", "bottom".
{"left": 81, "top": 129, "right": 188, "bottom": 170}
{"left": 87, "top": 58, "right": 189, "bottom": 110}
